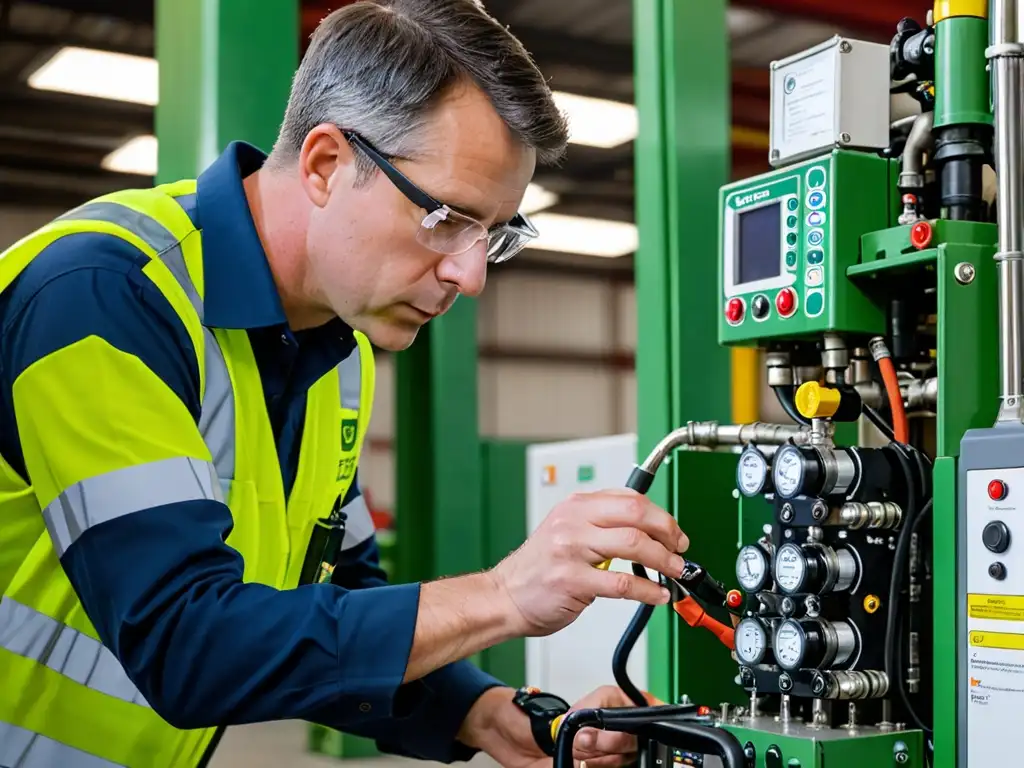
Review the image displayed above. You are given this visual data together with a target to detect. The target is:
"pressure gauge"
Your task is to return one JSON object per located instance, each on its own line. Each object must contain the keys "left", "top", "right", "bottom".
{"left": 736, "top": 544, "right": 770, "bottom": 593}
{"left": 736, "top": 446, "right": 771, "bottom": 497}
{"left": 774, "top": 543, "right": 807, "bottom": 594}
{"left": 734, "top": 618, "right": 768, "bottom": 665}
{"left": 773, "top": 618, "right": 857, "bottom": 671}
{"left": 771, "top": 445, "right": 822, "bottom": 500}
{"left": 774, "top": 542, "right": 859, "bottom": 595}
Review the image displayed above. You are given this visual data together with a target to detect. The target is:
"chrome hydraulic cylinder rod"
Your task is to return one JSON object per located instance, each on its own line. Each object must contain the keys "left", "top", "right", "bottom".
{"left": 988, "top": 0, "right": 1024, "bottom": 421}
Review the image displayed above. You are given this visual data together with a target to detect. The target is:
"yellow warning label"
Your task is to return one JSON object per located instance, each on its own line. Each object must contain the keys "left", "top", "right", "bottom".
{"left": 968, "top": 594, "right": 1024, "bottom": 621}
{"left": 970, "top": 630, "right": 1024, "bottom": 651}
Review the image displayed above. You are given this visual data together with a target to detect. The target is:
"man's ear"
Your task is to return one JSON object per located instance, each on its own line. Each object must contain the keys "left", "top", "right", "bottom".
{"left": 298, "top": 124, "right": 358, "bottom": 208}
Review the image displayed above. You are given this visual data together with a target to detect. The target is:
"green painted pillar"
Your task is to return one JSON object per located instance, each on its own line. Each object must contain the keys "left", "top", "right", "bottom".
{"left": 155, "top": 0, "right": 298, "bottom": 180}
{"left": 395, "top": 297, "right": 484, "bottom": 585}
{"left": 633, "top": 0, "right": 732, "bottom": 703}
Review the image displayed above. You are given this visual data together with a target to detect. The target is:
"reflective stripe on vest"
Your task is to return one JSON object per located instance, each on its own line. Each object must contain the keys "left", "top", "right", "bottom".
{"left": 1, "top": 721, "right": 125, "bottom": 768}
{"left": 57, "top": 202, "right": 204, "bottom": 322}
{"left": 0, "top": 187, "right": 374, "bottom": 768}
{"left": 0, "top": 596, "right": 149, "bottom": 708}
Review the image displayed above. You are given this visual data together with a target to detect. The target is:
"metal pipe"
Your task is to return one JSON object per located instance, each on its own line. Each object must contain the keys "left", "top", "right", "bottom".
{"left": 854, "top": 377, "right": 937, "bottom": 410}
{"left": 637, "top": 421, "right": 813, "bottom": 474}
{"left": 898, "top": 110, "right": 936, "bottom": 192}
{"left": 988, "top": 0, "right": 1024, "bottom": 420}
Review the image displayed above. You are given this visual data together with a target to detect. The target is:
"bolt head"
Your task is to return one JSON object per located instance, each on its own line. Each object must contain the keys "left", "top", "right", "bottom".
{"left": 780, "top": 503, "right": 794, "bottom": 522}
{"left": 778, "top": 673, "right": 793, "bottom": 691}
{"left": 811, "top": 501, "right": 827, "bottom": 520}
{"left": 955, "top": 261, "right": 976, "bottom": 285}
{"left": 840, "top": 132, "right": 852, "bottom": 143}
{"left": 811, "top": 673, "right": 827, "bottom": 695}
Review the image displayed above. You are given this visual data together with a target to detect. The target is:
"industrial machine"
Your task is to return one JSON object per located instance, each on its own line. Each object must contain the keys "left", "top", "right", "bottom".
{"left": 554, "top": 2, "right": 1024, "bottom": 766}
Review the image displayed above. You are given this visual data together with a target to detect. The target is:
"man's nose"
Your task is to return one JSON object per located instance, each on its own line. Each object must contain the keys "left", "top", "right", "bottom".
{"left": 437, "top": 238, "right": 488, "bottom": 297}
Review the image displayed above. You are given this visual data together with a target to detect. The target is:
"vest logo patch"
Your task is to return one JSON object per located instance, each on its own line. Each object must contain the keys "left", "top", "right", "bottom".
{"left": 341, "top": 418, "right": 358, "bottom": 451}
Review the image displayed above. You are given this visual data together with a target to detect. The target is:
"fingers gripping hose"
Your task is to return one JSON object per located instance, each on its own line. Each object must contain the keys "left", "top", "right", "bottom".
{"left": 553, "top": 708, "right": 746, "bottom": 768}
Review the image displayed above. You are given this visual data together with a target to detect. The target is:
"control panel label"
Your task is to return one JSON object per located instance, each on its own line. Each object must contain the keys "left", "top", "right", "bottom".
{"left": 968, "top": 594, "right": 1024, "bottom": 622}
{"left": 970, "top": 630, "right": 1024, "bottom": 650}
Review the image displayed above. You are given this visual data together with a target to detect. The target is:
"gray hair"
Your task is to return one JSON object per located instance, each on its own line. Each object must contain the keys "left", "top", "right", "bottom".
{"left": 267, "top": 0, "right": 569, "bottom": 183}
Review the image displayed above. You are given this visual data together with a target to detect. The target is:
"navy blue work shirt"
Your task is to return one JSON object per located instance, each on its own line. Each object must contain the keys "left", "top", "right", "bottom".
{"left": 0, "top": 141, "right": 502, "bottom": 761}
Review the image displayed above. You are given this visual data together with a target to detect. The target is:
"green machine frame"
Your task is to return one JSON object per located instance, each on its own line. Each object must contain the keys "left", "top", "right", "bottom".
{"left": 634, "top": 1, "right": 1009, "bottom": 767}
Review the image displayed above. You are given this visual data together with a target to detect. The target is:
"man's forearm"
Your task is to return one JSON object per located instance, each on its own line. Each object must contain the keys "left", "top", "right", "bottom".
{"left": 403, "top": 570, "right": 519, "bottom": 682}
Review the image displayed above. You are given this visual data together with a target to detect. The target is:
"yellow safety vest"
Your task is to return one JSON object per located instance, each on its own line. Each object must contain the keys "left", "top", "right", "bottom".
{"left": 0, "top": 181, "right": 376, "bottom": 767}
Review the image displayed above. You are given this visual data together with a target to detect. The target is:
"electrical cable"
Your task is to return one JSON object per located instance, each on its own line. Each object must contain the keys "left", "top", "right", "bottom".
{"left": 863, "top": 403, "right": 897, "bottom": 442}
{"left": 773, "top": 385, "right": 811, "bottom": 426}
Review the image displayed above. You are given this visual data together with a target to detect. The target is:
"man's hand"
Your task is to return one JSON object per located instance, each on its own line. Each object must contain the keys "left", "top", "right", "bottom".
{"left": 459, "top": 685, "right": 663, "bottom": 768}
{"left": 491, "top": 489, "right": 689, "bottom": 637}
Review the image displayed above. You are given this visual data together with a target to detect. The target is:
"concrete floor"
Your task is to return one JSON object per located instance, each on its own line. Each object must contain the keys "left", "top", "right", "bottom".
{"left": 208, "top": 721, "right": 499, "bottom": 768}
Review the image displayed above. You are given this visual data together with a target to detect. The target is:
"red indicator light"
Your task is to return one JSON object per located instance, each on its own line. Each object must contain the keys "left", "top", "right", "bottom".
{"left": 989, "top": 480, "right": 1008, "bottom": 501}
{"left": 910, "top": 221, "right": 933, "bottom": 250}
{"left": 776, "top": 288, "right": 795, "bottom": 317}
{"left": 726, "top": 298, "right": 744, "bottom": 324}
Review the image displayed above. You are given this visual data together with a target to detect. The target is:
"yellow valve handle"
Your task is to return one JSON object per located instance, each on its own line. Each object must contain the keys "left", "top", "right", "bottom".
{"left": 795, "top": 381, "right": 841, "bottom": 420}
{"left": 597, "top": 559, "right": 612, "bottom": 570}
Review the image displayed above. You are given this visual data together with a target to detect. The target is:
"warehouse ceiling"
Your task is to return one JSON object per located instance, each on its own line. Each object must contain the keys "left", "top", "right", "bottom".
{"left": 0, "top": 0, "right": 925, "bottom": 273}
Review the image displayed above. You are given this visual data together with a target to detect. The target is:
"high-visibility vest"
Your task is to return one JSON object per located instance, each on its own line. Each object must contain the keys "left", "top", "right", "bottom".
{"left": 0, "top": 181, "right": 376, "bottom": 767}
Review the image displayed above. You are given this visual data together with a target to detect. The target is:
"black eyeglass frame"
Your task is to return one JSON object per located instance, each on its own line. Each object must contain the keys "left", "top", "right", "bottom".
{"left": 344, "top": 130, "right": 538, "bottom": 263}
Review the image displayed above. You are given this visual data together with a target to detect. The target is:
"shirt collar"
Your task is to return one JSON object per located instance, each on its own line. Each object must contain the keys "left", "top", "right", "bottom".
{"left": 194, "top": 141, "right": 288, "bottom": 330}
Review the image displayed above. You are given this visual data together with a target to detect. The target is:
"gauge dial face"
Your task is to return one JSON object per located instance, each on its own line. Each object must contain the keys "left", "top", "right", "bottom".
{"left": 772, "top": 446, "right": 804, "bottom": 499}
{"left": 734, "top": 618, "right": 767, "bottom": 665}
{"left": 775, "top": 543, "right": 806, "bottom": 594}
{"left": 736, "top": 545, "right": 769, "bottom": 592}
{"left": 774, "top": 619, "right": 805, "bottom": 670}
{"left": 737, "top": 449, "right": 768, "bottom": 497}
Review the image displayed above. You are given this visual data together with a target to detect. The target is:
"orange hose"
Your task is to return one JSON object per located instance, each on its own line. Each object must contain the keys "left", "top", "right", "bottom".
{"left": 672, "top": 597, "right": 735, "bottom": 650}
{"left": 878, "top": 356, "right": 909, "bottom": 444}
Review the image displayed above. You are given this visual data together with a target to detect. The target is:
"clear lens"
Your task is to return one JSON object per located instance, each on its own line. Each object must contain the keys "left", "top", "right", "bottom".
{"left": 416, "top": 206, "right": 538, "bottom": 263}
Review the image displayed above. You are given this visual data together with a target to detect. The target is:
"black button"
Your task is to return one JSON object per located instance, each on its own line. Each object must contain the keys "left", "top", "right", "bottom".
{"left": 359, "top": 702, "right": 372, "bottom": 712}
{"left": 989, "top": 562, "right": 1007, "bottom": 580}
{"left": 752, "top": 295, "right": 770, "bottom": 319}
{"left": 983, "top": 521, "right": 1011, "bottom": 554}
{"left": 765, "top": 744, "right": 783, "bottom": 768}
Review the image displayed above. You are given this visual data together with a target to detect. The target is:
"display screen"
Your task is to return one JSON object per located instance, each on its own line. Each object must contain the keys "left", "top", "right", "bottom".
{"left": 735, "top": 201, "right": 782, "bottom": 285}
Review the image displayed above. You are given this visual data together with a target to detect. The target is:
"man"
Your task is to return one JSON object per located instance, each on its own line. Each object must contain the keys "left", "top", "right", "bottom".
{"left": 0, "top": 2, "right": 688, "bottom": 766}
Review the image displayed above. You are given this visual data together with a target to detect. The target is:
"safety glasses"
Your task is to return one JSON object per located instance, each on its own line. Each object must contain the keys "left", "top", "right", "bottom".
{"left": 345, "top": 131, "right": 538, "bottom": 264}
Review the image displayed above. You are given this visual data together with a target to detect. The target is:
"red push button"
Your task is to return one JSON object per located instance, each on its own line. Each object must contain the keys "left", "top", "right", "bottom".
{"left": 911, "top": 220, "right": 933, "bottom": 250}
{"left": 989, "top": 479, "right": 1008, "bottom": 501}
{"left": 725, "top": 298, "right": 744, "bottom": 324}
{"left": 726, "top": 589, "right": 743, "bottom": 609}
{"left": 776, "top": 288, "right": 796, "bottom": 317}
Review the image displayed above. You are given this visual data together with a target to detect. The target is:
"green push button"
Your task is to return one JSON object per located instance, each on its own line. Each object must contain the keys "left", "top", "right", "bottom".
{"left": 806, "top": 291, "right": 824, "bottom": 316}
{"left": 787, "top": 215, "right": 798, "bottom": 227}
{"left": 786, "top": 232, "right": 797, "bottom": 246}
{"left": 785, "top": 251, "right": 797, "bottom": 267}
{"left": 787, "top": 197, "right": 798, "bottom": 211}
{"left": 807, "top": 249, "right": 824, "bottom": 264}
{"left": 807, "top": 166, "right": 826, "bottom": 189}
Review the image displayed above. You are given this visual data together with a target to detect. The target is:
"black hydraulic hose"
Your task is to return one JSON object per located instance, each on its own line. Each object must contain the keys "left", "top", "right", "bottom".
{"left": 886, "top": 442, "right": 934, "bottom": 739}
{"left": 635, "top": 721, "right": 746, "bottom": 768}
{"left": 773, "top": 385, "right": 811, "bottom": 426}
{"left": 553, "top": 708, "right": 746, "bottom": 768}
{"left": 610, "top": 465, "right": 659, "bottom": 707}
{"left": 613, "top": 563, "right": 657, "bottom": 708}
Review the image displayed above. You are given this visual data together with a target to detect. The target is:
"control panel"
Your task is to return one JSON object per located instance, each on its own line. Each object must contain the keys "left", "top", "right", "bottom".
{"left": 717, "top": 150, "right": 890, "bottom": 346}
{"left": 958, "top": 432, "right": 1024, "bottom": 768}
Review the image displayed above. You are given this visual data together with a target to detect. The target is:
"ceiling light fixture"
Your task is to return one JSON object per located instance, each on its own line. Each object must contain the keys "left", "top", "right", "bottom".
{"left": 521, "top": 183, "right": 559, "bottom": 215}
{"left": 527, "top": 213, "right": 637, "bottom": 258}
{"left": 102, "top": 135, "right": 158, "bottom": 176}
{"left": 552, "top": 91, "right": 637, "bottom": 149}
{"left": 28, "top": 46, "right": 158, "bottom": 106}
